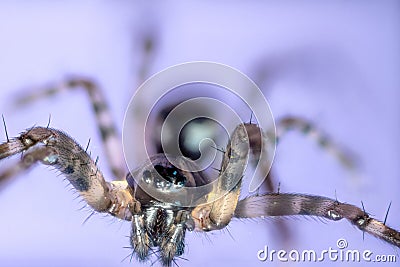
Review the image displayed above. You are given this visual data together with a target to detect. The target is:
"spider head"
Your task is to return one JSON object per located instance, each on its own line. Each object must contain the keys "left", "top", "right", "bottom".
{"left": 125, "top": 154, "right": 210, "bottom": 265}
{"left": 126, "top": 153, "right": 211, "bottom": 206}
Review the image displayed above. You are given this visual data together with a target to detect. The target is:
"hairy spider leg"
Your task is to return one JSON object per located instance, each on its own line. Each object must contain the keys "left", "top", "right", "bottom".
{"left": 258, "top": 116, "right": 359, "bottom": 245}
{"left": 234, "top": 193, "right": 400, "bottom": 248}
{"left": 14, "top": 78, "right": 126, "bottom": 180}
{"left": 243, "top": 116, "right": 369, "bottom": 249}
{"left": 0, "top": 126, "right": 140, "bottom": 218}
{"left": 191, "top": 123, "right": 252, "bottom": 231}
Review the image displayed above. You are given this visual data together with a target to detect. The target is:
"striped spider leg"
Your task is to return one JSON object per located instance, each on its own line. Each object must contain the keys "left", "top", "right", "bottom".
{"left": 13, "top": 77, "right": 127, "bottom": 180}
{"left": 275, "top": 116, "right": 356, "bottom": 169}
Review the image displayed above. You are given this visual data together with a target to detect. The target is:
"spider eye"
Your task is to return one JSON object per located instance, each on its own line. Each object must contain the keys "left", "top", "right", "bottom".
{"left": 154, "top": 164, "right": 187, "bottom": 187}
{"left": 142, "top": 170, "right": 152, "bottom": 184}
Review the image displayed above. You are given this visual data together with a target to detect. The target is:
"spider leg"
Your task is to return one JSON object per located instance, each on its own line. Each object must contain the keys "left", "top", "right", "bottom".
{"left": 0, "top": 126, "right": 156, "bottom": 261}
{"left": 234, "top": 193, "right": 400, "bottom": 248}
{"left": 245, "top": 122, "right": 293, "bottom": 245}
{"left": 0, "top": 126, "right": 113, "bottom": 211}
{"left": 191, "top": 123, "right": 251, "bottom": 231}
{"left": 0, "top": 126, "right": 139, "bottom": 218}
{"left": 14, "top": 77, "right": 126, "bottom": 180}
{"left": 246, "top": 116, "right": 359, "bottom": 248}
{"left": 0, "top": 145, "right": 56, "bottom": 189}
{"left": 276, "top": 116, "right": 356, "bottom": 169}
{"left": 136, "top": 29, "right": 158, "bottom": 85}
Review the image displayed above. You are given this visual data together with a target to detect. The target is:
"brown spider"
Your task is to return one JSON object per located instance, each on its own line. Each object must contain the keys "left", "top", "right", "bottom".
{"left": 0, "top": 77, "right": 399, "bottom": 267}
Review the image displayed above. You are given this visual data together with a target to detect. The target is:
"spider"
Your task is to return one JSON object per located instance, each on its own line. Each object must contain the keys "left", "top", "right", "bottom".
{"left": 0, "top": 77, "right": 399, "bottom": 267}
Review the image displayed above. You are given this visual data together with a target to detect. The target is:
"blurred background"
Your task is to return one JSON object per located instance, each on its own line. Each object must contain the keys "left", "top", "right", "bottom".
{"left": 0, "top": 1, "right": 399, "bottom": 266}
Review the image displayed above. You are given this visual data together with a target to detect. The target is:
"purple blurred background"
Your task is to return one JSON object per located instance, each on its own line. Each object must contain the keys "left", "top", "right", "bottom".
{"left": 0, "top": 1, "right": 399, "bottom": 267}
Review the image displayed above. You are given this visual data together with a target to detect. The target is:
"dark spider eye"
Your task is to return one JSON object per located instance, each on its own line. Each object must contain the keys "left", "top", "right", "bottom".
{"left": 142, "top": 170, "right": 152, "bottom": 184}
{"left": 154, "top": 164, "right": 186, "bottom": 186}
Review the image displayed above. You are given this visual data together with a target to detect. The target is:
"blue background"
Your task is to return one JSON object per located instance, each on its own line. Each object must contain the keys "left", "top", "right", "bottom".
{"left": 0, "top": 1, "right": 399, "bottom": 266}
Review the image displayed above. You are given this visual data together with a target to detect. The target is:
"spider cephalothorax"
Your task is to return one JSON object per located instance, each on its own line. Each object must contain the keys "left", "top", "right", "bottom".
{"left": 0, "top": 78, "right": 399, "bottom": 267}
